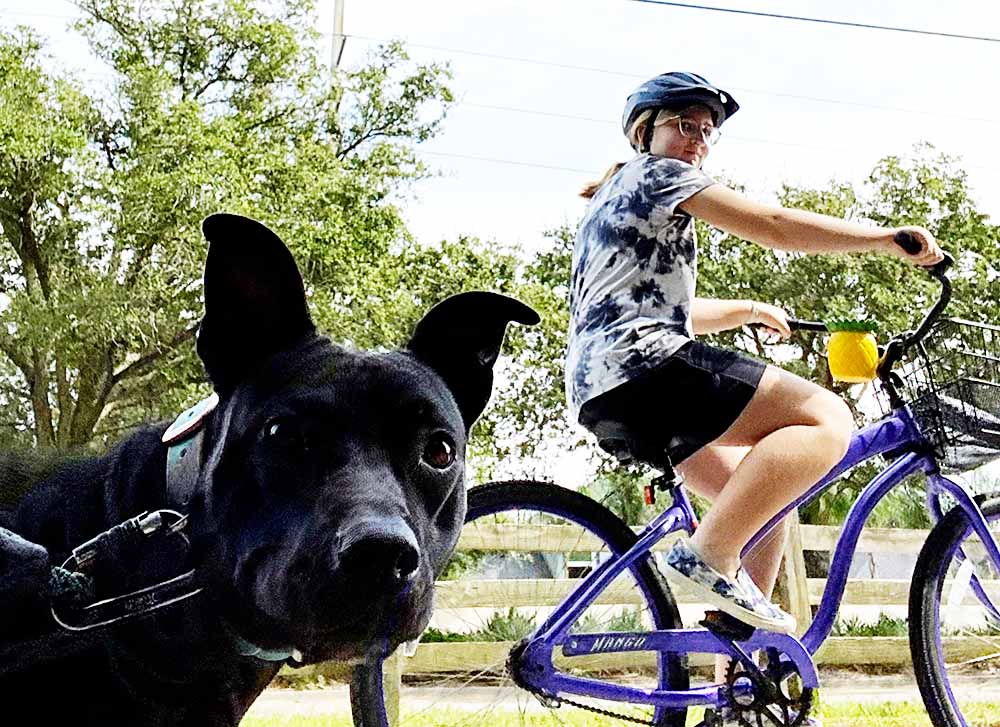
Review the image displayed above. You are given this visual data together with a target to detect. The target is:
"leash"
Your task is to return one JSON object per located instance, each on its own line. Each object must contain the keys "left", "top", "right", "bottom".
{"left": 0, "top": 510, "right": 202, "bottom": 674}
{"left": 4, "top": 392, "right": 299, "bottom": 671}
{"left": 0, "top": 397, "right": 219, "bottom": 673}
{"left": 42, "top": 393, "right": 223, "bottom": 634}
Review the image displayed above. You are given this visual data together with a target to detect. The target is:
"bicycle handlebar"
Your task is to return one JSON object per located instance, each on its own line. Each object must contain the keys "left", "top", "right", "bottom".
{"left": 784, "top": 231, "right": 954, "bottom": 345}
{"left": 893, "top": 231, "right": 954, "bottom": 347}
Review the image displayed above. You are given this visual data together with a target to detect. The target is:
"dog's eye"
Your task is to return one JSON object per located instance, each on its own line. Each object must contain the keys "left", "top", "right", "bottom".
{"left": 423, "top": 434, "right": 456, "bottom": 470}
{"left": 261, "top": 418, "right": 307, "bottom": 453}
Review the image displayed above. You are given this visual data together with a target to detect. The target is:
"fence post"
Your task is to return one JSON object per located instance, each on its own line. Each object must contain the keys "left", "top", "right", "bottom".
{"left": 382, "top": 648, "right": 403, "bottom": 726}
{"left": 780, "top": 510, "right": 812, "bottom": 635}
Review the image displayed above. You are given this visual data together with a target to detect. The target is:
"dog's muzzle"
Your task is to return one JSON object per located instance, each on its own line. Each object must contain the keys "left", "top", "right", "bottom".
{"left": 336, "top": 516, "right": 420, "bottom": 592}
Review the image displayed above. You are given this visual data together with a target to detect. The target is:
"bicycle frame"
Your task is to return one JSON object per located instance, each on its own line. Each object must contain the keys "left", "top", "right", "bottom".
{"left": 513, "top": 404, "right": 1000, "bottom": 712}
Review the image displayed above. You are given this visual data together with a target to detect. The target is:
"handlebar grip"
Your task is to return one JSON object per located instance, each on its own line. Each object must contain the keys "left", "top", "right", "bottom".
{"left": 930, "top": 252, "right": 955, "bottom": 277}
{"left": 895, "top": 230, "right": 954, "bottom": 280}
{"left": 893, "top": 230, "right": 922, "bottom": 255}
{"left": 788, "top": 319, "right": 828, "bottom": 332}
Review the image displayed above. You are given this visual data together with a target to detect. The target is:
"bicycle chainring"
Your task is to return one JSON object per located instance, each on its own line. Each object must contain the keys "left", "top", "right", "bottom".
{"left": 723, "top": 649, "right": 814, "bottom": 727}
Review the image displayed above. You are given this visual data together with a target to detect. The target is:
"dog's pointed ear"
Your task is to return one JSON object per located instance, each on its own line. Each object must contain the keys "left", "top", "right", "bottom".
{"left": 406, "top": 292, "right": 540, "bottom": 430}
{"left": 197, "top": 213, "right": 315, "bottom": 393}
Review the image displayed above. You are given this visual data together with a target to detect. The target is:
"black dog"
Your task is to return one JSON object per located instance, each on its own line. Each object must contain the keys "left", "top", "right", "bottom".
{"left": 0, "top": 213, "right": 538, "bottom": 725}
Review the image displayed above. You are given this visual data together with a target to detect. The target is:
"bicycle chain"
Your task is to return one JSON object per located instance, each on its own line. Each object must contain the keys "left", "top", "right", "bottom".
{"left": 547, "top": 693, "right": 659, "bottom": 726}
{"left": 507, "top": 640, "right": 659, "bottom": 726}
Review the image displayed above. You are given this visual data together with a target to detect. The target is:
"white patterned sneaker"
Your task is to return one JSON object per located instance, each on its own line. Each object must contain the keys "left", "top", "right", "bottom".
{"left": 664, "top": 537, "right": 796, "bottom": 634}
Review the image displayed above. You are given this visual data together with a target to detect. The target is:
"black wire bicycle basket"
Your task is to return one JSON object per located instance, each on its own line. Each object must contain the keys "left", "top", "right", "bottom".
{"left": 876, "top": 318, "right": 1000, "bottom": 472}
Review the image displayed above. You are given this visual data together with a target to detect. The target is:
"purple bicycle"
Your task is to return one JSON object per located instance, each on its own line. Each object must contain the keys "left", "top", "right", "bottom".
{"left": 352, "top": 249, "right": 1000, "bottom": 727}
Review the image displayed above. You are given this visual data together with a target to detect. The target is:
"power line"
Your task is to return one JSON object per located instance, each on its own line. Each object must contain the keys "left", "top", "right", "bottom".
{"left": 344, "top": 33, "right": 638, "bottom": 79}
{"left": 626, "top": 0, "right": 1000, "bottom": 43}
{"left": 346, "top": 34, "right": 1000, "bottom": 125}
{"left": 461, "top": 99, "right": 1000, "bottom": 133}
{"left": 463, "top": 102, "right": 614, "bottom": 126}
{"left": 418, "top": 149, "right": 595, "bottom": 174}
{"left": 9, "top": 2, "right": 1000, "bottom": 44}
{"left": 6, "top": 10, "right": 997, "bottom": 122}
{"left": 416, "top": 145, "right": 1000, "bottom": 178}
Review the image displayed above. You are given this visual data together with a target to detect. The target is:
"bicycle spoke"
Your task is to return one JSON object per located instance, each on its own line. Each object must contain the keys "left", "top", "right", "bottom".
{"left": 912, "top": 498, "right": 1000, "bottom": 726}
{"left": 386, "top": 481, "right": 687, "bottom": 727}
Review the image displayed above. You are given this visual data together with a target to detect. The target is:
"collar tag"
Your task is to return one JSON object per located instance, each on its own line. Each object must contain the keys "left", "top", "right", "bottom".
{"left": 162, "top": 393, "right": 220, "bottom": 446}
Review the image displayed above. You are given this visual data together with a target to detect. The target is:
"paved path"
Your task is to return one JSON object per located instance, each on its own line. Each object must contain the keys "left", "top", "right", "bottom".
{"left": 246, "top": 673, "right": 1000, "bottom": 717}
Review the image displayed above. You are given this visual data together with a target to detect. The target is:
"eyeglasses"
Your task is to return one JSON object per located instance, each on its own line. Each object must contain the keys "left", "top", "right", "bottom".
{"left": 661, "top": 115, "right": 722, "bottom": 146}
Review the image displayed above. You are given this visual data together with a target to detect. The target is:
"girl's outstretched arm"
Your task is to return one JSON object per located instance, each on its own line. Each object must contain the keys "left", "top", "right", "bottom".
{"left": 679, "top": 184, "right": 943, "bottom": 266}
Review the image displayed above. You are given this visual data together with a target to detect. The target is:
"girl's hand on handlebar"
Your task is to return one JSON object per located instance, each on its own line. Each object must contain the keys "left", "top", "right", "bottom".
{"left": 747, "top": 301, "right": 792, "bottom": 339}
{"left": 887, "top": 226, "right": 945, "bottom": 267}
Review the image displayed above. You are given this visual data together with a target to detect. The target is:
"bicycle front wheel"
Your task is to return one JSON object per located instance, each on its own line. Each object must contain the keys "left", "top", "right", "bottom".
{"left": 391, "top": 479, "right": 688, "bottom": 727}
{"left": 910, "top": 496, "right": 1000, "bottom": 726}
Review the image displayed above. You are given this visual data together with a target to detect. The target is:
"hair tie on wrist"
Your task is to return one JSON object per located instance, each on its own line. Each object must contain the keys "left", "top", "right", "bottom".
{"left": 749, "top": 301, "right": 759, "bottom": 323}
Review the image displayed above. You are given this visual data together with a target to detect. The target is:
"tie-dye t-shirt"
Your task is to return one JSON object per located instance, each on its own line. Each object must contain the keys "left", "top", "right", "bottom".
{"left": 565, "top": 154, "right": 716, "bottom": 421}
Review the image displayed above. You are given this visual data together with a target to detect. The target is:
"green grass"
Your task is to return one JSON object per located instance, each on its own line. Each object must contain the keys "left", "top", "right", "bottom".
{"left": 241, "top": 702, "right": 1000, "bottom": 727}
{"left": 832, "top": 612, "right": 909, "bottom": 637}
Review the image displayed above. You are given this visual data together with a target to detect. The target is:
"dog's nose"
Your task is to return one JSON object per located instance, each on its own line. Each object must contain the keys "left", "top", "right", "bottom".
{"left": 337, "top": 516, "right": 420, "bottom": 591}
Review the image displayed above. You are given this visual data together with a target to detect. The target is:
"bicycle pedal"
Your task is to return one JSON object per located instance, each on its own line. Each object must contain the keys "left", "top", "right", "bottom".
{"left": 694, "top": 707, "right": 723, "bottom": 727}
{"left": 700, "top": 610, "right": 756, "bottom": 641}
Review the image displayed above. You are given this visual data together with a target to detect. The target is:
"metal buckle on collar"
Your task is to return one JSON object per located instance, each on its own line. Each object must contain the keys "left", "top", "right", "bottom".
{"left": 47, "top": 396, "right": 221, "bottom": 634}
{"left": 162, "top": 393, "right": 219, "bottom": 448}
{"left": 51, "top": 510, "right": 202, "bottom": 631}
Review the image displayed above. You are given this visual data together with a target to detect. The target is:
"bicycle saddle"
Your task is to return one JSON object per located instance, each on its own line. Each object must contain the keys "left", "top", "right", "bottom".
{"left": 590, "top": 419, "right": 686, "bottom": 474}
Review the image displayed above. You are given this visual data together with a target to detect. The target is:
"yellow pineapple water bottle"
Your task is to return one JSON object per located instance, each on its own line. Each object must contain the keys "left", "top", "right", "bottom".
{"left": 827, "top": 320, "right": 879, "bottom": 383}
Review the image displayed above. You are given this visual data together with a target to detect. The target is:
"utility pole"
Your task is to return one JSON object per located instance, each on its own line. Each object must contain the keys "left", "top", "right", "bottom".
{"left": 331, "top": 0, "right": 346, "bottom": 68}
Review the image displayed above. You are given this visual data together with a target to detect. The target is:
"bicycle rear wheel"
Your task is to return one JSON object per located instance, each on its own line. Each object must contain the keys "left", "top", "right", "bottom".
{"left": 388, "top": 479, "right": 688, "bottom": 727}
{"left": 910, "top": 496, "right": 1000, "bottom": 726}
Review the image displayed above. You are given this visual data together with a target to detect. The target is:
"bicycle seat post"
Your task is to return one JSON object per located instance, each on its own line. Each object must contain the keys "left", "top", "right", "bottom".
{"left": 645, "top": 454, "right": 683, "bottom": 507}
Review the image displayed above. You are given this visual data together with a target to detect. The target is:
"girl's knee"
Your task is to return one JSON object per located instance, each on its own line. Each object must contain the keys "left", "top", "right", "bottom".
{"left": 819, "top": 394, "right": 853, "bottom": 460}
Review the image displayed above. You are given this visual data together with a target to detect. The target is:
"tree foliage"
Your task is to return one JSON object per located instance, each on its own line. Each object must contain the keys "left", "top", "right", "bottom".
{"left": 476, "top": 145, "right": 1000, "bottom": 525}
{"left": 0, "top": 1, "right": 491, "bottom": 451}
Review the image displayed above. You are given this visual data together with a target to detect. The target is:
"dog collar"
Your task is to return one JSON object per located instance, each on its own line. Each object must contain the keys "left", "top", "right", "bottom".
{"left": 230, "top": 633, "right": 298, "bottom": 662}
{"left": 162, "top": 393, "right": 219, "bottom": 511}
{"left": 163, "top": 395, "right": 300, "bottom": 663}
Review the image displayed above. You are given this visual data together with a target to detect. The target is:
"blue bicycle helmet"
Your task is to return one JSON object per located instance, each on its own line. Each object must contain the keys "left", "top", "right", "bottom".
{"left": 623, "top": 72, "right": 739, "bottom": 151}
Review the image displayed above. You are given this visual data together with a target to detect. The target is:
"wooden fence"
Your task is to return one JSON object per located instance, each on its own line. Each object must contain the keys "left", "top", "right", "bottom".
{"left": 284, "top": 516, "right": 998, "bottom": 724}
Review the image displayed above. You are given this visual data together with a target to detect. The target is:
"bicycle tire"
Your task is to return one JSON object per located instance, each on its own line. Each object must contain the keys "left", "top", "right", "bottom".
{"left": 350, "top": 479, "right": 689, "bottom": 727}
{"left": 910, "top": 496, "right": 1000, "bottom": 727}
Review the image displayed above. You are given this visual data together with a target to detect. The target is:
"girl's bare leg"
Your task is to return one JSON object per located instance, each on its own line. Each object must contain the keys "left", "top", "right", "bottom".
{"left": 676, "top": 364, "right": 851, "bottom": 679}
{"left": 687, "top": 365, "right": 852, "bottom": 577}
{"left": 678, "top": 445, "right": 791, "bottom": 681}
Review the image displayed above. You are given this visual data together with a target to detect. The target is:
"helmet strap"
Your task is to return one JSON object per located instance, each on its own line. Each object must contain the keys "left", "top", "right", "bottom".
{"left": 640, "top": 110, "right": 658, "bottom": 153}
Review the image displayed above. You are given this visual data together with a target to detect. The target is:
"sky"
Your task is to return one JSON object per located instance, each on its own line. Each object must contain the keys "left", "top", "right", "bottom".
{"left": 6, "top": 0, "right": 1000, "bottom": 253}
{"left": 326, "top": 0, "right": 1000, "bottom": 254}
{"left": 4, "top": 0, "right": 1000, "bottom": 483}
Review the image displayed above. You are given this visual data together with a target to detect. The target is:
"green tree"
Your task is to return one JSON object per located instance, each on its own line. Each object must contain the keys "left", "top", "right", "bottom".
{"left": 479, "top": 146, "right": 999, "bottom": 526}
{"left": 699, "top": 145, "right": 1000, "bottom": 525}
{"left": 471, "top": 226, "right": 578, "bottom": 478}
{"left": 0, "top": 1, "right": 501, "bottom": 451}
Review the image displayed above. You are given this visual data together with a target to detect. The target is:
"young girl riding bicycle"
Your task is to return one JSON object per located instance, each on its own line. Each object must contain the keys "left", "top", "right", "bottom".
{"left": 567, "top": 71, "right": 944, "bottom": 634}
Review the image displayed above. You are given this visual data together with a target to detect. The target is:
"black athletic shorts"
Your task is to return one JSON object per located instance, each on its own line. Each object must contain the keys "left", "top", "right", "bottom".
{"left": 578, "top": 340, "right": 767, "bottom": 465}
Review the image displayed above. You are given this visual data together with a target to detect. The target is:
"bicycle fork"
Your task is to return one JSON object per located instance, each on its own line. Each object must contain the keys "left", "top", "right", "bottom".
{"left": 926, "top": 469, "right": 1000, "bottom": 621}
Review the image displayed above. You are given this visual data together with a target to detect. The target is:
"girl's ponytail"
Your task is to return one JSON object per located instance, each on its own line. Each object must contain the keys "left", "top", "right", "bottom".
{"left": 580, "top": 109, "right": 656, "bottom": 199}
{"left": 580, "top": 162, "right": 625, "bottom": 199}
